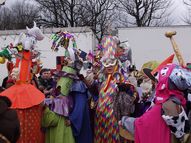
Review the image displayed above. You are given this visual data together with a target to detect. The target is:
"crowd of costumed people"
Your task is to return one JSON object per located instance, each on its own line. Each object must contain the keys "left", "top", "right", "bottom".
{"left": 0, "top": 22, "right": 191, "bottom": 143}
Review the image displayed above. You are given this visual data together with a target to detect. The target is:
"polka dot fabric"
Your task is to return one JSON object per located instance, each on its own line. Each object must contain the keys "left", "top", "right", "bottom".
{"left": 16, "top": 105, "right": 44, "bottom": 143}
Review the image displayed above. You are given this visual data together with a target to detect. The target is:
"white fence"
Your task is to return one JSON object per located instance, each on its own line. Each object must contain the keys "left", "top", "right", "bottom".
{"left": 0, "top": 27, "right": 95, "bottom": 84}
{"left": 1, "top": 25, "right": 191, "bottom": 85}
{"left": 118, "top": 25, "right": 191, "bottom": 69}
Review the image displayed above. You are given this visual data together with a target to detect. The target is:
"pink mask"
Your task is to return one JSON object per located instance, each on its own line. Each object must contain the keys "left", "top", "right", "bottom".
{"left": 155, "top": 64, "right": 186, "bottom": 106}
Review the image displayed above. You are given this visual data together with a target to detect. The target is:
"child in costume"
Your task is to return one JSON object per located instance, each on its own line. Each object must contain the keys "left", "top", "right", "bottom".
{"left": 0, "top": 22, "right": 45, "bottom": 143}
{"left": 42, "top": 64, "right": 76, "bottom": 143}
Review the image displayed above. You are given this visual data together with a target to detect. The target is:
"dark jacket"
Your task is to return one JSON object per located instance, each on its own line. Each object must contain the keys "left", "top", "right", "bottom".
{"left": 0, "top": 97, "right": 20, "bottom": 143}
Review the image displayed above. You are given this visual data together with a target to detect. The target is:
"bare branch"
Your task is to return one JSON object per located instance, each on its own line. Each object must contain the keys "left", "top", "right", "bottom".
{"left": 0, "top": 0, "right": 40, "bottom": 30}
{"left": 117, "top": 0, "right": 173, "bottom": 27}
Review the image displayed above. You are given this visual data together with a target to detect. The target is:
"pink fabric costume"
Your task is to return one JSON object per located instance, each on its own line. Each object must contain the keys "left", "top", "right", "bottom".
{"left": 135, "top": 104, "right": 171, "bottom": 143}
{"left": 135, "top": 64, "right": 186, "bottom": 143}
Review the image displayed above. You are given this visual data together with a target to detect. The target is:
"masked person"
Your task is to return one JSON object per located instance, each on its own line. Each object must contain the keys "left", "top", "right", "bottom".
{"left": 94, "top": 36, "right": 121, "bottom": 143}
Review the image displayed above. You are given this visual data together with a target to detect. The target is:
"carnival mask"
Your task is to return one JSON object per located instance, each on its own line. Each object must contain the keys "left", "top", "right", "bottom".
{"left": 169, "top": 66, "right": 191, "bottom": 91}
{"left": 102, "top": 58, "right": 117, "bottom": 68}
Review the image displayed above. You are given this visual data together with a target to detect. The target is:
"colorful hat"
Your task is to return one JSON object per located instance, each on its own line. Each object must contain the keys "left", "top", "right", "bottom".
{"left": 101, "top": 36, "right": 118, "bottom": 67}
{"left": 143, "top": 54, "right": 175, "bottom": 82}
{"left": 56, "top": 66, "right": 77, "bottom": 96}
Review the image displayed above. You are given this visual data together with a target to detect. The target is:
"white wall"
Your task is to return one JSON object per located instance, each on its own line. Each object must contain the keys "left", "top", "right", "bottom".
{"left": 0, "top": 27, "right": 95, "bottom": 85}
{"left": 118, "top": 26, "right": 191, "bottom": 70}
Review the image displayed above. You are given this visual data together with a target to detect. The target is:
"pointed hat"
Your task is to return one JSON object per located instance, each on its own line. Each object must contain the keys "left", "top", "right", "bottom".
{"left": 143, "top": 54, "right": 175, "bottom": 81}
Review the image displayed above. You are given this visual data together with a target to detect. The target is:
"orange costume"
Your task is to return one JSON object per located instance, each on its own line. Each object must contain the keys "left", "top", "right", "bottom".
{"left": 0, "top": 51, "right": 45, "bottom": 142}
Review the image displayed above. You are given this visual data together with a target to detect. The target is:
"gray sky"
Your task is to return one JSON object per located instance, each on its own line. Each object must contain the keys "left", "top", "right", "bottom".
{"left": 3, "top": 0, "right": 15, "bottom": 6}
{"left": 2, "top": 0, "right": 191, "bottom": 25}
{"left": 170, "top": 0, "right": 188, "bottom": 25}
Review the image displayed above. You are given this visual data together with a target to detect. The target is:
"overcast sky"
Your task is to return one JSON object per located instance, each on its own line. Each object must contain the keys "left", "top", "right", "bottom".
{"left": 170, "top": 0, "right": 189, "bottom": 25}
{"left": 3, "top": 0, "right": 190, "bottom": 25}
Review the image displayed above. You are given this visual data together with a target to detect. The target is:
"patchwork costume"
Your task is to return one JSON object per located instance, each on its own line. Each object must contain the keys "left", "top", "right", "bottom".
{"left": 94, "top": 36, "right": 121, "bottom": 143}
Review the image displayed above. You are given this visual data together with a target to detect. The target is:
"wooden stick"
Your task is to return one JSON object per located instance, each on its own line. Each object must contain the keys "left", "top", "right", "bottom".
{"left": 165, "top": 31, "right": 185, "bottom": 67}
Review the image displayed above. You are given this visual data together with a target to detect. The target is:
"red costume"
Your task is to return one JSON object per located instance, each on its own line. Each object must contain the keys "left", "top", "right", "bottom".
{"left": 0, "top": 51, "right": 45, "bottom": 142}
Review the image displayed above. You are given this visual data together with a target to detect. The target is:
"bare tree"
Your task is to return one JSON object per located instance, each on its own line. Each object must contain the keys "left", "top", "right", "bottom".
{"left": 11, "top": 0, "right": 40, "bottom": 29}
{"left": 35, "top": 0, "right": 65, "bottom": 27}
{"left": 79, "top": 0, "right": 117, "bottom": 42}
{"left": 35, "top": 0, "right": 84, "bottom": 27}
{"left": 36, "top": 0, "right": 117, "bottom": 42}
{"left": 184, "top": 0, "right": 191, "bottom": 6}
{"left": 0, "top": 6, "right": 12, "bottom": 30}
{"left": 117, "top": 0, "right": 173, "bottom": 27}
{"left": 0, "top": 0, "right": 40, "bottom": 30}
{"left": 59, "top": 0, "right": 84, "bottom": 27}
{"left": 183, "top": 0, "right": 191, "bottom": 24}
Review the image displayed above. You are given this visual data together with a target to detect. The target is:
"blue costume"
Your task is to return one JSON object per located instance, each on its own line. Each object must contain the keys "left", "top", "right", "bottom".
{"left": 69, "top": 80, "right": 93, "bottom": 143}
